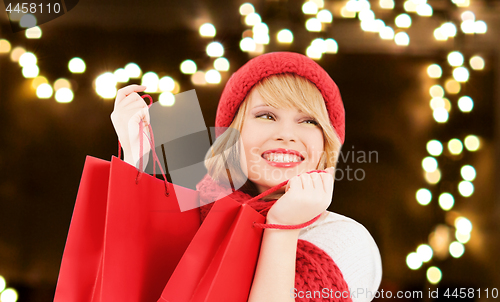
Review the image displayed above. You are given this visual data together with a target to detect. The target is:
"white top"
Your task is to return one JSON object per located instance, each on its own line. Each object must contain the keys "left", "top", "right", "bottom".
{"left": 298, "top": 211, "right": 382, "bottom": 302}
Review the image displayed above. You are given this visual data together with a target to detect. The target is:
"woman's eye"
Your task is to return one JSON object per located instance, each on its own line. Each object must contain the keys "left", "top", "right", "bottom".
{"left": 303, "top": 119, "right": 319, "bottom": 126}
{"left": 256, "top": 113, "right": 275, "bottom": 120}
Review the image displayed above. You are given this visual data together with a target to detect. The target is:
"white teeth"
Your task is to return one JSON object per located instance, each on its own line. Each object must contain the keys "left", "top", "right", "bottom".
{"left": 264, "top": 153, "right": 302, "bottom": 163}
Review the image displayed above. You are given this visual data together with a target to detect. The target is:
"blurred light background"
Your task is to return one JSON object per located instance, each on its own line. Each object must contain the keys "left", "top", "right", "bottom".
{"left": 0, "top": 0, "right": 499, "bottom": 301}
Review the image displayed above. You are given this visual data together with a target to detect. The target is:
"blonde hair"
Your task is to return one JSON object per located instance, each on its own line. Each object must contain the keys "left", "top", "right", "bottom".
{"left": 204, "top": 73, "right": 342, "bottom": 198}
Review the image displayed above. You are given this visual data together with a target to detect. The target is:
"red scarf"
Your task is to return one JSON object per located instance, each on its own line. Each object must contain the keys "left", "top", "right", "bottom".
{"left": 196, "top": 174, "right": 352, "bottom": 302}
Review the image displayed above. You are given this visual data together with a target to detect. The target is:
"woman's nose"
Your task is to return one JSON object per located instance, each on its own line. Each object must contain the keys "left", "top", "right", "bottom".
{"left": 274, "top": 121, "right": 297, "bottom": 142}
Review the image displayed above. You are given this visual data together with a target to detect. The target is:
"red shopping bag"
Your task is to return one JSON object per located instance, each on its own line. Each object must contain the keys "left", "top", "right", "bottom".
{"left": 53, "top": 156, "right": 110, "bottom": 301}
{"left": 54, "top": 101, "right": 202, "bottom": 301}
{"left": 159, "top": 173, "right": 324, "bottom": 302}
{"left": 54, "top": 155, "right": 201, "bottom": 302}
{"left": 159, "top": 195, "right": 265, "bottom": 302}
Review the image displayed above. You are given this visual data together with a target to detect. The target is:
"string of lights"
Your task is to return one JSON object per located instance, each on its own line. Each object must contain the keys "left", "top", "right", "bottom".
{"left": 0, "top": 0, "right": 492, "bottom": 293}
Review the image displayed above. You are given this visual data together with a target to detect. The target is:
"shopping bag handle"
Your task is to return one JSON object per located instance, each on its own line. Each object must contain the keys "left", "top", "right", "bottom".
{"left": 117, "top": 95, "right": 171, "bottom": 196}
{"left": 248, "top": 170, "right": 328, "bottom": 230}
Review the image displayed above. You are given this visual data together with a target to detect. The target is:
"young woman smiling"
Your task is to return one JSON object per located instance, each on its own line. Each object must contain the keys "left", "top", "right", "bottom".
{"left": 112, "top": 52, "right": 382, "bottom": 302}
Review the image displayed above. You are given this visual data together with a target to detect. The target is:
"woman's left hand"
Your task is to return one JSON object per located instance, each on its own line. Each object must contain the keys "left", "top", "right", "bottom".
{"left": 266, "top": 167, "right": 335, "bottom": 225}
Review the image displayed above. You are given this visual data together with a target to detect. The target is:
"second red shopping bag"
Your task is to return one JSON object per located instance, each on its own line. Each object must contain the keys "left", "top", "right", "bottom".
{"left": 159, "top": 194, "right": 265, "bottom": 302}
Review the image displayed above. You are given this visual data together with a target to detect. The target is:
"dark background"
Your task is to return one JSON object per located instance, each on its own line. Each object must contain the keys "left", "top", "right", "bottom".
{"left": 0, "top": 0, "right": 499, "bottom": 301}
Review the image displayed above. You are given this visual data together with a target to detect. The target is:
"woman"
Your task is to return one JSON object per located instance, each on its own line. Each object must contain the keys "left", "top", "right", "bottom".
{"left": 111, "top": 52, "right": 382, "bottom": 302}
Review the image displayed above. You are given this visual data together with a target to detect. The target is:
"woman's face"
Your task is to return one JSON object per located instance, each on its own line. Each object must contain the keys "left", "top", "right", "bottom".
{"left": 239, "top": 89, "right": 325, "bottom": 194}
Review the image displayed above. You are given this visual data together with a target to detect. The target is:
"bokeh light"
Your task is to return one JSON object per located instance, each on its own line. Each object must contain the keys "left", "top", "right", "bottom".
{"left": 448, "top": 51, "right": 464, "bottom": 67}
{"left": 458, "top": 181, "right": 474, "bottom": 197}
{"left": 416, "top": 188, "right": 432, "bottom": 206}
{"left": 0, "top": 288, "right": 18, "bottom": 302}
{"left": 448, "top": 138, "right": 463, "bottom": 155}
{"left": 461, "top": 165, "right": 476, "bottom": 181}
{"left": 306, "top": 45, "right": 322, "bottom": 59}
{"left": 444, "top": 79, "right": 461, "bottom": 94}
{"left": 457, "top": 96, "right": 473, "bottom": 112}
{"left": 10, "top": 47, "right": 25, "bottom": 62}
{"left": 395, "top": 14, "right": 411, "bottom": 28}
{"left": 461, "top": 20, "right": 475, "bottom": 34}
{"left": 245, "top": 13, "right": 261, "bottom": 26}
{"left": 19, "top": 52, "right": 37, "bottom": 67}
{"left": 417, "top": 244, "right": 433, "bottom": 262}
{"left": 416, "top": 3, "right": 433, "bottom": 16}
{"left": 191, "top": 71, "right": 207, "bottom": 85}
{"left": 325, "top": 39, "right": 338, "bottom": 53}
{"left": 180, "top": 60, "right": 197, "bottom": 74}
{"left": 141, "top": 72, "right": 159, "bottom": 92}
{"left": 379, "top": 26, "right": 395, "bottom": 40}
{"left": 427, "top": 267, "right": 442, "bottom": 284}
{"left": 159, "top": 76, "right": 175, "bottom": 92}
{"left": 474, "top": 21, "right": 487, "bottom": 34}
{"left": 404, "top": 0, "right": 417, "bottom": 12}
{"left": 36, "top": 83, "right": 53, "bottom": 99}
{"left": 0, "top": 275, "right": 5, "bottom": 292}
{"left": 302, "top": 1, "right": 319, "bottom": 14}
{"left": 199, "top": 23, "right": 216, "bottom": 37}
{"left": 0, "top": 39, "right": 11, "bottom": 53}
{"left": 425, "top": 169, "right": 441, "bottom": 184}
{"left": 464, "top": 135, "right": 480, "bottom": 151}
{"left": 449, "top": 241, "right": 465, "bottom": 258}
{"left": 317, "top": 9, "right": 333, "bottom": 23}
{"left": 441, "top": 22, "right": 457, "bottom": 37}
{"left": 430, "top": 85, "right": 444, "bottom": 98}
{"left": 433, "top": 108, "right": 448, "bottom": 123}
{"left": 380, "top": 0, "right": 395, "bottom": 9}
{"left": 22, "top": 65, "right": 39, "bottom": 78}
{"left": 456, "top": 230, "right": 471, "bottom": 244}
{"left": 434, "top": 28, "right": 447, "bottom": 41}
{"left": 427, "top": 64, "right": 442, "bottom": 78}
{"left": 306, "top": 18, "right": 322, "bottom": 32}
{"left": 239, "top": 3, "right": 255, "bottom": 15}
{"left": 205, "top": 69, "right": 221, "bottom": 84}
{"left": 31, "top": 76, "right": 48, "bottom": 89}
{"left": 422, "top": 157, "right": 438, "bottom": 172}
{"left": 427, "top": 140, "right": 443, "bottom": 156}
{"left": 213, "top": 57, "right": 229, "bottom": 72}
{"left": 68, "top": 57, "right": 86, "bottom": 73}
{"left": 453, "top": 67, "right": 469, "bottom": 82}
{"left": 55, "top": 88, "right": 74, "bottom": 103}
{"left": 114, "top": 68, "right": 129, "bottom": 83}
{"left": 25, "top": 26, "right": 42, "bottom": 39}
{"left": 159, "top": 92, "right": 175, "bottom": 106}
{"left": 455, "top": 217, "right": 473, "bottom": 233}
{"left": 206, "top": 42, "right": 224, "bottom": 57}
{"left": 470, "top": 56, "right": 485, "bottom": 70}
{"left": 430, "top": 97, "right": 445, "bottom": 110}
{"left": 394, "top": 32, "right": 409, "bottom": 46}
{"left": 240, "top": 37, "right": 256, "bottom": 52}
{"left": 54, "top": 78, "right": 71, "bottom": 91}
{"left": 406, "top": 252, "right": 422, "bottom": 270}
{"left": 277, "top": 29, "right": 293, "bottom": 43}
{"left": 438, "top": 193, "right": 454, "bottom": 211}
{"left": 124, "top": 63, "right": 142, "bottom": 78}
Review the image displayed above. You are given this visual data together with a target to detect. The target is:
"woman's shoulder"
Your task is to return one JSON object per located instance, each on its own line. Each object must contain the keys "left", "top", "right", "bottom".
{"left": 298, "top": 211, "right": 383, "bottom": 302}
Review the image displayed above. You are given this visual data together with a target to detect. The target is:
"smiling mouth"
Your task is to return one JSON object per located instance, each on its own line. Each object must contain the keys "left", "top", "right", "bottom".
{"left": 261, "top": 152, "right": 304, "bottom": 163}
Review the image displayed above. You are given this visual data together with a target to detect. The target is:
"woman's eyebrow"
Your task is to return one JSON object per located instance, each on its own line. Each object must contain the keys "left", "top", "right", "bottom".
{"left": 252, "top": 104, "right": 271, "bottom": 109}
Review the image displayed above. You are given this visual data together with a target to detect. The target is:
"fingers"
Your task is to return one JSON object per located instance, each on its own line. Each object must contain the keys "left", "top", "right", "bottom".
{"left": 116, "top": 85, "right": 147, "bottom": 104}
{"left": 120, "top": 93, "right": 146, "bottom": 110}
{"left": 286, "top": 175, "right": 302, "bottom": 192}
{"left": 300, "top": 173, "right": 314, "bottom": 189}
{"left": 320, "top": 170, "right": 334, "bottom": 195}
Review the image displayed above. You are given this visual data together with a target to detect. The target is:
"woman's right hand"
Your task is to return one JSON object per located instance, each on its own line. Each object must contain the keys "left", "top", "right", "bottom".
{"left": 110, "top": 84, "right": 151, "bottom": 168}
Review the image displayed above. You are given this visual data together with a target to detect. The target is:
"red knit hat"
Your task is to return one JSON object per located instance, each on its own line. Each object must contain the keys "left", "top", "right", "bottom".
{"left": 215, "top": 51, "right": 345, "bottom": 144}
